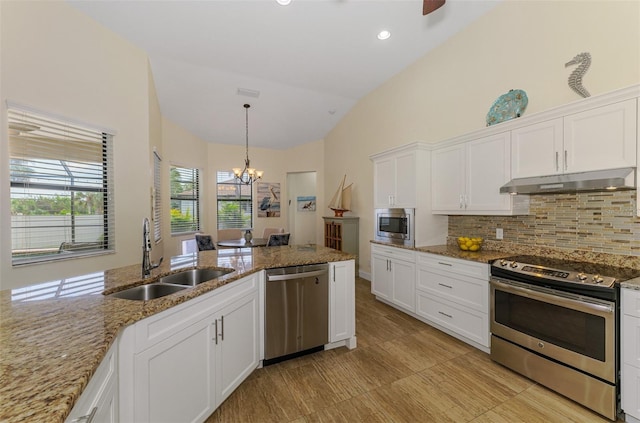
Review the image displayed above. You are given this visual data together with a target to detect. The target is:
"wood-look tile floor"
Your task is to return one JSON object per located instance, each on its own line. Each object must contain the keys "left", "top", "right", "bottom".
{"left": 207, "top": 278, "right": 615, "bottom": 422}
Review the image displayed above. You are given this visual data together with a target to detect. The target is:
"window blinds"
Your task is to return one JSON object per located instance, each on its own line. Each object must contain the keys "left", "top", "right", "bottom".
{"left": 216, "top": 171, "right": 253, "bottom": 230}
{"left": 8, "top": 107, "right": 115, "bottom": 265}
{"left": 170, "top": 166, "right": 200, "bottom": 234}
{"left": 153, "top": 151, "right": 162, "bottom": 243}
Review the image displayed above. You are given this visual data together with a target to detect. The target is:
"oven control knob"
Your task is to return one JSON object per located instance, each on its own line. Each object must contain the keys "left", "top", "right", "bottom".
{"left": 500, "top": 259, "right": 508, "bottom": 266}
{"left": 577, "top": 273, "right": 588, "bottom": 281}
{"left": 593, "top": 275, "right": 604, "bottom": 284}
{"left": 509, "top": 261, "right": 518, "bottom": 268}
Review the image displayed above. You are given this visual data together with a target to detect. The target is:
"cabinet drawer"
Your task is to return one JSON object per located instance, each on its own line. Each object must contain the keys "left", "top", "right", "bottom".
{"left": 135, "top": 273, "right": 258, "bottom": 352}
{"left": 416, "top": 291, "right": 489, "bottom": 347}
{"left": 66, "top": 343, "right": 117, "bottom": 422}
{"left": 371, "top": 244, "right": 415, "bottom": 262}
{"left": 417, "top": 252, "right": 488, "bottom": 280}
{"left": 416, "top": 266, "right": 487, "bottom": 313}
{"left": 624, "top": 288, "right": 640, "bottom": 318}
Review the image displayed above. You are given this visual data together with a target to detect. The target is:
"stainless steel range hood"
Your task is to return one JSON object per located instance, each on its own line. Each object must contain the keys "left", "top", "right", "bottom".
{"left": 500, "top": 167, "right": 636, "bottom": 195}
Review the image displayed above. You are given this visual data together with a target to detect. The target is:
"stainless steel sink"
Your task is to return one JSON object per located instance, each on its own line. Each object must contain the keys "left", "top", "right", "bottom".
{"left": 159, "top": 268, "right": 234, "bottom": 287}
{"left": 109, "top": 283, "right": 187, "bottom": 301}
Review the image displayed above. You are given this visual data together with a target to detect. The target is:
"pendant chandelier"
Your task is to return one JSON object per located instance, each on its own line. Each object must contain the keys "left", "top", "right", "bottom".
{"left": 233, "top": 104, "right": 263, "bottom": 185}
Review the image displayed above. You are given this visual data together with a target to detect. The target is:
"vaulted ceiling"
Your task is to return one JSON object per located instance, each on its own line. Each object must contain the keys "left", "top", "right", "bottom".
{"left": 69, "top": 0, "right": 500, "bottom": 149}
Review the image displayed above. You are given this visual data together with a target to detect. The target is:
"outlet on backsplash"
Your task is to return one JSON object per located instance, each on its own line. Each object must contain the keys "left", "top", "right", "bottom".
{"left": 496, "top": 228, "right": 503, "bottom": 240}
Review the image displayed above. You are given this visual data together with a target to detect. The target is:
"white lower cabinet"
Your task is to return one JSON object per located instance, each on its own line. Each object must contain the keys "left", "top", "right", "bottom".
{"left": 622, "top": 288, "right": 640, "bottom": 422}
{"left": 370, "top": 243, "right": 490, "bottom": 352}
{"left": 416, "top": 252, "right": 490, "bottom": 350}
{"left": 371, "top": 244, "right": 416, "bottom": 312}
{"left": 66, "top": 342, "right": 118, "bottom": 423}
{"left": 329, "top": 260, "right": 356, "bottom": 347}
{"left": 118, "top": 273, "right": 260, "bottom": 423}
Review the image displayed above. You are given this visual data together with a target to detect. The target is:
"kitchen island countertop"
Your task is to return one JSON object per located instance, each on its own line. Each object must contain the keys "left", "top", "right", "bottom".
{"left": 0, "top": 245, "right": 354, "bottom": 423}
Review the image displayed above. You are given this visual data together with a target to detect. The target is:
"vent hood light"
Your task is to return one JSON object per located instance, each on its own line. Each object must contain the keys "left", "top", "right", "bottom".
{"left": 500, "top": 167, "right": 636, "bottom": 195}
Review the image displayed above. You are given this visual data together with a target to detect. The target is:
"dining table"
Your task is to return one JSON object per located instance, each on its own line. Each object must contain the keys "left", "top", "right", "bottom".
{"left": 217, "top": 237, "right": 269, "bottom": 248}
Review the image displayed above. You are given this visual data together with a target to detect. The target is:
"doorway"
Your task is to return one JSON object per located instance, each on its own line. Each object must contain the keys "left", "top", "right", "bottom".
{"left": 287, "top": 172, "right": 317, "bottom": 245}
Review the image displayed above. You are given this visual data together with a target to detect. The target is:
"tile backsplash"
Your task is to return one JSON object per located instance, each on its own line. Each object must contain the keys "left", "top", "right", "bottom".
{"left": 449, "top": 190, "right": 640, "bottom": 257}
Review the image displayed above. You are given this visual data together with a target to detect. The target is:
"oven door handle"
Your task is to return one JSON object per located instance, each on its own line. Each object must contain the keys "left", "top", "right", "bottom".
{"left": 490, "top": 278, "right": 614, "bottom": 316}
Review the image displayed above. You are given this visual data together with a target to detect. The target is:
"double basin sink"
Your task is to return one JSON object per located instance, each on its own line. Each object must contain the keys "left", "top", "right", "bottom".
{"left": 108, "top": 268, "right": 234, "bottom": 301}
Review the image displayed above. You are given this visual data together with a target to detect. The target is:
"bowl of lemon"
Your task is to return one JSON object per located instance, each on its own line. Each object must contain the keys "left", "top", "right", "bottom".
{"left": 457, "top": 236, "right": 483, "bottom": 252}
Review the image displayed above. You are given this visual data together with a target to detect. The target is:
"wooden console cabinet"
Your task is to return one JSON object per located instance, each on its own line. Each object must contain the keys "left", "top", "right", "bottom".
{"left": 323, "top": 216, "right": 359, "bottom": 274}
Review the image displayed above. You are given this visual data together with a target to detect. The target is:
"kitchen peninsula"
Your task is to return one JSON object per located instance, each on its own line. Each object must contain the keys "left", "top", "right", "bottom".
{"left": 0, "top": 245, "right": 356, "bottom": 423}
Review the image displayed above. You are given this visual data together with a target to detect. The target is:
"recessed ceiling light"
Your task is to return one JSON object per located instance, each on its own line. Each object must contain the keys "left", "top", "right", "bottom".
{"left": 276, "top": 0, "right": 292, "bottom": 5}
{"left": 377, "top": 30, "right": 391, "bottom": 40}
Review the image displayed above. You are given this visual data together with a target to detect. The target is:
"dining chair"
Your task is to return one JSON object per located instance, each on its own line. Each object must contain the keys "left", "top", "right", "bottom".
{"left": 262, "top": 227, "right": 284, "bottom": 238}
{"left": 266, "top": 233, "right": 290, "bottom": 247}
{"left": 195, "top": 234, "right": 216, "bottom": 251}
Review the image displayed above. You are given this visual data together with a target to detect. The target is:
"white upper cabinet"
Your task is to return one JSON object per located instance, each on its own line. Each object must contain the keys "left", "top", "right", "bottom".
{"left": 511, "top": 118, "right": 564, "bottom": 179}
{"left": 432, "top": 132, "right": 528, "bottom": 215}
{"left": 564, "top": 99, "right": 637, "bottom": 173}
{"left": 512, "top": 99, "right": 637, "bottom": 179}
{"left": 373, "top": 148, "right": 418, "bottom": 208}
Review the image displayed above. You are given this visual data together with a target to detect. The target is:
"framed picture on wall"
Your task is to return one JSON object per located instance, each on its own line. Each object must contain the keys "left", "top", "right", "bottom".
{"left": 257, "top": 182, "right": 281, "bottom": 217}
{"left": 297, "top": 196, "right": 316, "bottom": 212}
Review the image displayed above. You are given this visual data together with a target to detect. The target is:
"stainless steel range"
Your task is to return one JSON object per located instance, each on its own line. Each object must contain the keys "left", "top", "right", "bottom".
{"left": 490, "top": 255, "right": 640, "bottom": 421}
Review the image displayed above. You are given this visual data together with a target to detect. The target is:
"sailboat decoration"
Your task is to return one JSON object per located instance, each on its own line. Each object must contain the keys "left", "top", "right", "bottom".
{"left": 328, "top": 174, "right": 353, "bottom": 217}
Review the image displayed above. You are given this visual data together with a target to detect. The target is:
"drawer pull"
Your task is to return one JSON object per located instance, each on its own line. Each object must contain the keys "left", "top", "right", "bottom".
{"left": 438, "top": 283, "right": 453, "bottom": 289}
{"left": 437, "top": 262, "right": 453, "bottom": 267}
{"left": 214, "top": 320, "right": 219, "bottom": 344}
{"left": 438, "top": 311, "right": 453, "bottom": 319}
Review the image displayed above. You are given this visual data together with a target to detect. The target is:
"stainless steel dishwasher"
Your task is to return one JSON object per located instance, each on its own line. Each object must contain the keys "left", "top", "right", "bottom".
{"left": 264, "top": 263, "right": 328, "bottom": 365}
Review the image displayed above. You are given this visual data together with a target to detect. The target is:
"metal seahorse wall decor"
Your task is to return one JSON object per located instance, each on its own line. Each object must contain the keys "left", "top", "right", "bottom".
{"left": 565, "top": 52, "right": 591, "bottom": 98}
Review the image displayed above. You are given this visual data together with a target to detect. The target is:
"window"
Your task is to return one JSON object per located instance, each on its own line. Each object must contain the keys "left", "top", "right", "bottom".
{"left": 170, "top": 166, "right": 200, "bottom": 234}
{"left": 8, "top": 107, "right": 114, "bottom": 265}
{"left": 153, "top": 150, "right": 162, "bottom": 243}
{"left": 217, "top": 171, "right": 252, "bottom": 229}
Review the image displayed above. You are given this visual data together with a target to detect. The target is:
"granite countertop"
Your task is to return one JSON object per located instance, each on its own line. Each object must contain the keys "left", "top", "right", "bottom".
{"left": 0, "top": 245, "right": 354, "bottom": 423}
{"left": 371, "top": 240, "right": 640, "bottom": 289}
{"left": 371, "top": 240, "right": 511, "bottom": 264}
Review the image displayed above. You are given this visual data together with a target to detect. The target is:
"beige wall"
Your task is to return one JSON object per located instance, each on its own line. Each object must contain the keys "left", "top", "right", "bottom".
{"left": 324, "top": 0, "right": 640, "bottom": 276}
{"left": 0, "top": 1, "right": 153, "bottom": 289}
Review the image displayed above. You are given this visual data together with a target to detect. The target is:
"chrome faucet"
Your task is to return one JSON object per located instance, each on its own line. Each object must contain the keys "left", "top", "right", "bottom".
{"left": 142, "top": 217, "right": 163, "bottom": 278}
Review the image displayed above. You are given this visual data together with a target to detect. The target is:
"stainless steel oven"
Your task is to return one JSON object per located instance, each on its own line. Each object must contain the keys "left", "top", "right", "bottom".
{"left": 489, "top": 256, "right": 638, "bottom": 421}
{"left": 375, "top": 208, "right": 414, "bottom": 247}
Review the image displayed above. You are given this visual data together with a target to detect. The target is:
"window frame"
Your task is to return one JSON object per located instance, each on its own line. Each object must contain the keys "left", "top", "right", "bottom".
{"left": 8, "top": 106, "right": 115, "bottom": 266}
{"left": 170, "top": 165, "right": 201, "bottom": 235}
{"left": 216, "top": 171, "right": 253, "bottom": 231}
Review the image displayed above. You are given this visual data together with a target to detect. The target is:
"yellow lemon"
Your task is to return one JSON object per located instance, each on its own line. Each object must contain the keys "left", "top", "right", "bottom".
{"left": 469, "top": 244, "right": 480, "bottom": 251}
{"left": 460, "top": 244, "right": 469, "bottom": 250}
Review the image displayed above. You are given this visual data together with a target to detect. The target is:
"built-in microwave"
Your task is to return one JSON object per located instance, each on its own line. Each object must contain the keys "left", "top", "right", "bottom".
{"left": 375, "top": 208, "right": 414, "bottom": 247}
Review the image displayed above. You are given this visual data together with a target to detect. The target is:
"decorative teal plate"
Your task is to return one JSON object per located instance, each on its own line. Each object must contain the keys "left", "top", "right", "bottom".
{"left": 486, "top": 89, "right": 528, "bottom": 126}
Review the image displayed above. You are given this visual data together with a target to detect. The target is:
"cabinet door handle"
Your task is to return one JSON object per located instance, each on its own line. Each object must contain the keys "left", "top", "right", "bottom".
{"left": 71, "top": 407, "right": 97, "bottom": 423}
{"left": 220, "top": 316, "right": 224, "bottom": 341}
{"left": 438, "top": 283, "right": 453, "bottom": 289}
{"left": 564, "top": 150, "right": 568, "bottom": 171}
{"left": 464, "top": 194, "right": 468, "bottom": 209}
{"left": 437, "top": 261, "right": 452, "bottom": 267}
{"left": 555, "top": 151, "right": 559, "bottom": 171}
{"left": 389, "top": 260, "right": 392, "bottom": 272}
{"left": 438, "top": 311, "right": 453, "bottom": 319}
{"left": 459, "top": 194, "right": 463, "bottom": 209}
{"left": 333, "top": 266, "right": 336, "bottom": 282}
{"left": 214, "top": 320, "right": 219, "bottom": 344}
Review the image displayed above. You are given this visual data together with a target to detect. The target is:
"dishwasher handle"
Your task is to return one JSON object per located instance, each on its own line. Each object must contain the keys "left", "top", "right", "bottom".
{"left": 266, "top": 269, "right": 327, "bottom": 282}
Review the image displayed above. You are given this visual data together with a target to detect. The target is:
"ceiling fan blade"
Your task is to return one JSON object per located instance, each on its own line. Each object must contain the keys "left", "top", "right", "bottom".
{"left": 423, "top": 0, "right": 445, "bottom": 15}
